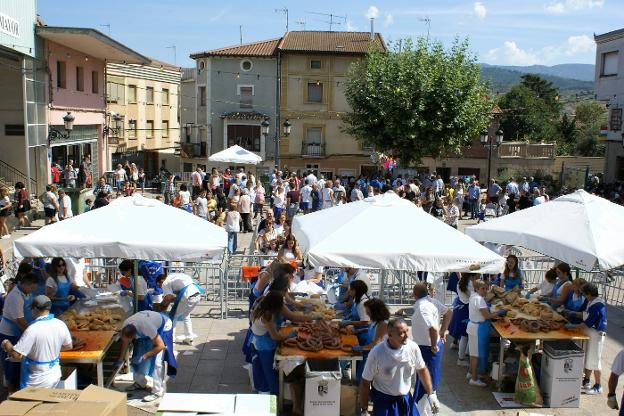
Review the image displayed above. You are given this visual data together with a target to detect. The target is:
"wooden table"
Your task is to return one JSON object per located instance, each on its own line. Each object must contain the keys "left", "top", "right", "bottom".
{"left": 492, "top": 321, "right": 590, "bottom": 390}
{"left": 275, "top": 325, "right": 362, "bottom": 412}
{"left": 60, "top": 330, "right": 117, "bottom": 387}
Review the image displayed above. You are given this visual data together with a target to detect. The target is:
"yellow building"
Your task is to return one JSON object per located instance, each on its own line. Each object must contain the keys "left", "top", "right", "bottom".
{"left": 277, "top": 31, "right": 385, "bottom": 179}
{"left": 106, "top": 60, "right": 181, "bottom": 175}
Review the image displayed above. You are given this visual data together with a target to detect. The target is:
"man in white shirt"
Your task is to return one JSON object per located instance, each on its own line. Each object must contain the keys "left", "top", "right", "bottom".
{"left": 360, "top": 318, "right": 439, "bottom": 415}
{"left": 58, "top": 189, "right": 73, "bottom": 220}
{"left": 333, "top": 179, "right": 346, "bottom": 204}
{"left": 305, "top": 170, "right": 317, "bottom": 187}
{"left": 533, "top": 188, "right": 546, "bottom": 205}
{"left": 2, "top": 295, "right": 73, "bottom": 389}
{"left": 300, "top": 180, "right": 313, "bottom": 214}
{"left": 411, "top": 283, "right": 450, "bottom": 414}
{"left": 506, "top": 177, "right": 519, "bottom": 196}
{"left": 195, "top": 191, "right": 208, "bottom": 219}
{"left": 154, "top": 272, "right": 204, "bottom": 344}
{"left": 350, "top": 183, "right": 364, "bottom": 202}
{"left": 114, "top": 163, "right": 127, "bottom": 190}
{"left": 120, "top": 311, "right": 176, "bottom": 402}
{"left": 317, "top": 175, "right": 326, "bottom": 190}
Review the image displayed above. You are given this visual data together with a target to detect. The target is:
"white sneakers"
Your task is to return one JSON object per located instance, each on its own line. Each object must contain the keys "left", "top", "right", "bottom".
{"left": 469, "top": 378, "right": 487, "bottom": 387}
{"left": 0, "top": 234, "right": 10, "bottom": 239}
{"left": 457, "top": 358, "right": 469, "bottom": 367}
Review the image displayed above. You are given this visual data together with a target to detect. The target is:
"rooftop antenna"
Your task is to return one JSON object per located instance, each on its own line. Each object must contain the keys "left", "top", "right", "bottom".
{"left": 165, "top": 45, "right": 177, "bottom": 65}
{"left": 418, "top": 16, "right": 431, "bottom": 43}
{"left": 305, "top": 11, "right": 347, "bottom": 31}
{"left": 275, "top": 8, "right": 289, "bottom": 32}
{"left": 295, "top": 19, "right": 306, "bottom": 30}
{"left": 100, "top": 24, "right": 111, "bottom": 36}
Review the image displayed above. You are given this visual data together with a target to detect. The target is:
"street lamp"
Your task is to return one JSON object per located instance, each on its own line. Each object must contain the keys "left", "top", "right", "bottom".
{"left": 261, "top": 118, "right": 270, "bottom": 137}
{"left": 48, "top": 112, "right": 75, "bottom": 142}
{"left": 103, "top": 112, "right": 123, "bottom": 137}
{"left": 480, "top": 127, "right": 504, "bottom": 187}
{"left": 282, "top": 119, "right": 291, "bottom": 136}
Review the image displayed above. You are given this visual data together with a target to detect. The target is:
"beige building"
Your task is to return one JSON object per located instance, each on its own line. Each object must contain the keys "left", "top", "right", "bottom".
{"left": 278, "top": 31, "right": 385, "bottom": 179}
{"left": 106, "top": 60, "right": 181, "bottom": 175}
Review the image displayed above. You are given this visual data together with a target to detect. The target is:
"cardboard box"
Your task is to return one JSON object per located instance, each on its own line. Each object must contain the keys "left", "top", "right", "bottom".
{"left": 57, "top": 367, "right": 77, "bottom": 390}
{"left": 157, "top": 393, "right": 236, "bottom": 414}
{"left": 304, "top": 359, "right": 341, "bottom": 416}
{"left": 234, "top": 394, "right": 277, "bottom": 415}
{"left": 0, "top": 385, "right": 126, "bottom": 416}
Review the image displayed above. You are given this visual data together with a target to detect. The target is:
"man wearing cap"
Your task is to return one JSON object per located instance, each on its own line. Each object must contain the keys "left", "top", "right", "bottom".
{"left": 120, "top": 310, "right": 177, "bottom": 402}
{"left": 1, "top": 295, "right": 73, "bottom": 389}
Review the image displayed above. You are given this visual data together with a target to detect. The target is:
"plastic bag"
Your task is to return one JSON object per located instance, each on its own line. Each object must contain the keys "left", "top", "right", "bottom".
{"left": 514, "top": 345, "right": 543, "bottom": 407}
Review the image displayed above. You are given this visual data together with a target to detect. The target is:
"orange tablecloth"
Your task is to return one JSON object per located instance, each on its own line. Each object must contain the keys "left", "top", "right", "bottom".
{"left": 493, "top": 321, "right": 589, "bottom": 341}
{"left": 277, "top": 325, "right": 360, "bottom": 359}
{"left": 60, "top": 331, "right": 116, "bottom": 362}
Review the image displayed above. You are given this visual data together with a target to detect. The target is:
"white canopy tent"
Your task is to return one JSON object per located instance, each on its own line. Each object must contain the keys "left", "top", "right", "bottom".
{"left": 208, "top": 145, "right": 263, "bottom": 165}
{"left": 14, "top": 195, "right": 227, "bottom": 261}
{"left": 292, "top": 191, "right": 505, "bottom": 274}
{"left": 465, "top": 190, "right": 624, "bottom": 271}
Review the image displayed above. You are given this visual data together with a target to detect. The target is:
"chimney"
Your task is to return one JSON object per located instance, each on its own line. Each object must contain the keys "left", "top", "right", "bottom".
{"left": 370, "top": 18, "right": 374, "bottom": 40}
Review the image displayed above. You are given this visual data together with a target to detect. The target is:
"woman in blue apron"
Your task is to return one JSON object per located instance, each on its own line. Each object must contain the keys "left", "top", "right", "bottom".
{"left": 0, "top": 273, "right": 37, "bottom": 392}
{"left": 448, "top": 273, "right": 473, "bottom": 363}
{"left": 45, "top": 258, "right": 75, "bottom": 316}
{"left": 500, "top": 255, "right": 523, "bottom": 291}
{"left": 352, "top": 298, "right": 389, "bottom": 383}
{"left": 341, "top": 280, "right": 371, "bottom": 346}
{"left": 562, "top": 278, "right": 587, "bottom": 324}
{"left": 249, "top": 291, "right": 296, "bottom": 395}
{"left": 548, "top": 262, "right": 573, "bottom": 309}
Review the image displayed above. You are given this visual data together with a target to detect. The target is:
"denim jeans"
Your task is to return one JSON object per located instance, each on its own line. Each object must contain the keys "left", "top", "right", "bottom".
{"left": 469, "top": 198, "right": 479, "bottom": 219}
{"left": 228, "top": 232, "right": 238, "bottom": 253}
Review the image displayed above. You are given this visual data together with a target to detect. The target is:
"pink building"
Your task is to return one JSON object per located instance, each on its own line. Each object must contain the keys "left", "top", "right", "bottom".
{"left": 36, "top": 26, "right": 148, "bottom": 186}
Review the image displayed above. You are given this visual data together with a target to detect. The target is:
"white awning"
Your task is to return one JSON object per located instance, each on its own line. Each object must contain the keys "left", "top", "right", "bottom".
{"left": 208, "top": 145, "right": 263, "bottom": 165}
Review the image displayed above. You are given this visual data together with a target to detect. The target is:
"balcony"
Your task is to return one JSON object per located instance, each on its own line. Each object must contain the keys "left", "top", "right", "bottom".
{"left": 301, "top": 142, "right": 325, "bottom": 157}
{"left": 180, "top": 142, "right": 207, "bottom": 159}
{"left": 498, "top": 142, "right": 555, "bottom": 159}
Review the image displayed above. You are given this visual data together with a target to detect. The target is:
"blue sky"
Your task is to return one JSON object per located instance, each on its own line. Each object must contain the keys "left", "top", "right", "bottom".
{"left": 37, "top": 0, "right": 622, "bottom": 67}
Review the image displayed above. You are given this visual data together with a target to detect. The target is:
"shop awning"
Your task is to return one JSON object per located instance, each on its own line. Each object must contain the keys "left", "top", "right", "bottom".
{"left": 36, "top": 26, "right": 150, "bottom": 64}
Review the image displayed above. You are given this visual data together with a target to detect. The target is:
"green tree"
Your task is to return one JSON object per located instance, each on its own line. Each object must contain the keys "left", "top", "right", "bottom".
{"left": 574, "top": 101, "right": 606, "bottom": 156}
{"left": 556, "top": 112, "right": 578, "bottom": 155}
{"left": 343, "top": 37, "right": 491, "bottom": 165}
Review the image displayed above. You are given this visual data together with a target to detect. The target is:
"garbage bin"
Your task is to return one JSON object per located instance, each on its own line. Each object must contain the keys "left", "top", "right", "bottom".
{"left": 540, "top": 340, "right": 584, "bottom": 407}
{"left": 62, "top": 187, "right": 92, "bottom": 216}
{"left": 304, "top": 358, "right": 341, "bottom": 416}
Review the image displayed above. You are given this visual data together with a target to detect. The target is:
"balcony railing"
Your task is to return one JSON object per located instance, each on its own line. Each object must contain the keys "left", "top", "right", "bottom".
{"left": 301, "top": 142, "right": 325, "bottom": 157}
{"left": 180, "top": 142, "right": 207, "bottom": 158}
{"left": 498, "top": 142, "right": 555, "bottom": 159}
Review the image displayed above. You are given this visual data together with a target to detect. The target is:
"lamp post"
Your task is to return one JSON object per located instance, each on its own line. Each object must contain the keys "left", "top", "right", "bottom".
{"left": 48, "top": 112, "right": 75, "bottom": 142}
{"left": 261, "top": 118, "right": 270, "bottom": 161}
{"left": 274, "top": 119, "right": 291, "bottom": 169}
{"left": 103, "top": 112, "right": 123, "bottom": 138}
{"left": 480, "top": 127, "right": 504, "bottom": 187}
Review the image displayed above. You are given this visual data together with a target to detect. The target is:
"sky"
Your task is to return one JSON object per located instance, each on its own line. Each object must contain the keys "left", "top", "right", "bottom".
{"left": 36, "top": 0, "right": 623, "bottom": 68}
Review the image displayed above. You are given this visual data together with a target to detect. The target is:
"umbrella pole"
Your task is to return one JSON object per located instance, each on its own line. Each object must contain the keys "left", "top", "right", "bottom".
{"left": 379, "top": 269, "right": 386, "bottom": 301}
{"left": 575, "top": 267, "right": 580, "bottom": 279}
{"left": 133, "top": 260, "right": 139, "bottom": 313}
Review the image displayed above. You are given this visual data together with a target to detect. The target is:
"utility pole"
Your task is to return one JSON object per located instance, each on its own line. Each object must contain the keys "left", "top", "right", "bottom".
{"left": 166, "top": 45, "right": 176, "bottom": 65}
{"left": 275, "top": 8, "right": 289, "bottom": 32}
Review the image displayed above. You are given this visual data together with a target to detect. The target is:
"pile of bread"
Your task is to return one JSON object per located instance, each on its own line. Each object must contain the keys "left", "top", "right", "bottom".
{"left": 60, "top": 308, "right": 124, "bottom": 331}
{"left": 297, "top": 298, "right": 336, "bottom": 320}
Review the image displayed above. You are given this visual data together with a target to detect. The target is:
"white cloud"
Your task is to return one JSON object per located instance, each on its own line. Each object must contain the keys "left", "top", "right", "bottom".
{"left": 486, "top": 35, "right": 596, "bottom": 65}
{"left": 209, "top": 8, "right": 228, "bottom": 22}
{"left": 346, "top": 20, "right": 358, "bottom": 31}
{"left": 473, "top": 2, "right": 487, "bottom": 19}
{"left": 383, "top": 13, "right": 394, "bottom": 27}
{"left": 366, "top": 5, "right": 379, "bottom": 19}
{"left": 545, "top": 0, "right": 604, "bottom": 13}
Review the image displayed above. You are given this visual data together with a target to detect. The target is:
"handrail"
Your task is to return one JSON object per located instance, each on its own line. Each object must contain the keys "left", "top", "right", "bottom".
{"left": 0, "top": 160, "right": 37, "bottom": 191}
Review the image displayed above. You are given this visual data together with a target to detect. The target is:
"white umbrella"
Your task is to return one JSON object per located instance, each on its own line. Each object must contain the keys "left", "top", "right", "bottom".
{"left": 14, "top": 194, "right": 227, "bottom": 261}
{"left": 465, "top": 190, "right": 624, "bottom": 271}
{"left": 208, "top": 145, "right": 263, "bottom": 165}
{"left": 292, "top": 191, "right": 505, "bottom": 273}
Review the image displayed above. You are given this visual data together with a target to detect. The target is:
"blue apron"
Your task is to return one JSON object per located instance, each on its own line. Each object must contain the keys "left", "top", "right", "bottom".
{"left": 0, "top": 289, "right": 33, "bottom": 387}
{"left": 250, "top": 315, "right": 282, "bottom": 395}
{"left": 446, "top": 272, "right": 459, "bottom": 293}
{"left": 1, "top": 290, "right": 34, "bottom": 336}
{"left": 355, "top": 321, "right": 379, "bottom": 382}
{"left": 414, "top": 340, "right": 443, "bottom": 405}
{"left": 550, "top": 279, "right": 569, "bottom": 308}
{"left": 120, "top": 276, "right": 152, "bottom": 312}
{"left": 370, "top": 386, "right": 418, "bottom": 416}
{"left": 471, "top": 320, "right": 491, "bottom": 374}
{"left": 19, "top": 314, "right": 59, "bottom": 389}
{"left": 351, "top": 300, "right": 370, "bottom": 346}
{"left": 448, "top": 296, "right": 469, "bottom": 339}
{"left": 131, "top": 313, "right": 177, "bottom": 378}
{"left": 503, "top": 274, "right": 522, "bottom": 291}
{"left": 168, "top": 283, "right": 205, "bottom": 320}
{"left": 564, "top": 292, "right": 586, "bottom": 324}
{"left": 51, "top": 278, "right": 71, "bottom": 316}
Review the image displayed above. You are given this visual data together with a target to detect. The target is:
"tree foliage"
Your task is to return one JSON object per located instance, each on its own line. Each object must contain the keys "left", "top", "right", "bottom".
{"left": 343, "top": 37, "right": 491, "bottom": 165}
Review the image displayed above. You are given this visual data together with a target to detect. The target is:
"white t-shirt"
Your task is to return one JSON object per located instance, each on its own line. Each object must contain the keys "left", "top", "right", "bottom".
{"left": 43, "top": 191, "right": 56, "bottom": 209}
{"left": 123, "top": 311, "right": 172, "bottom": 339}
{"left": 65, "top": 258, "right": 86, "bottom": 287}
{"left": 224, "top": 211, "right": 241, "bottom": 232}
{"left": 539, "top": 280, "right": 555, "bottom": 296}
{"left": 301, "top": 185, "right": 312, "bottom": 203}
{"left": 114, "top": 168, "right": 126, "bottom": 181}
{"left": 611, "top": 350, "right": 624, "bottom": 375}
{"left": 362, "top": 338, "right": 426, "bottom": 396}
{"left": 411, "top": 298, "right": 440, "bottom": 346}
{"left": 273, "top": 192, "right": 285, "bottom": 208}
{"left": 304, "top": 266, "right": 323, "bottom": 280}
{"left": 533, "top": 196, "right": 546, "bottom": 205}
{"left": 46, "top": 276, "right": 70, "bottom": 294}
{"left": 356, "top": 297, "right": 371, "bottom": 322}
{"left": 0, "top": 287, "right": 29, "bottom": 336}
{"left": 195, "top": 197, "right": 208, "bottom": 217}
{"left": 468, "top": 292, "right": 488, "bottom": 324}
{"left": 118, "top": 275, "right": 147, "bottom": 297}
{"left": 13, "top": 316, "right": 72, "bottom": 388}
{"left": 180, "top": 190, "right": 191, "bottom": 205}
{"left": 161, "top": 273, "right": 200, "bottom": 297}
{"left": 60, "top": 195, "right": 72, "bottom": 218}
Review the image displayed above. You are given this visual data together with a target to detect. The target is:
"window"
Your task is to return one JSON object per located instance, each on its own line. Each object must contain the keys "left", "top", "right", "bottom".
{"left": 162, "top": 88, "right": 169, "bottom": 105}
{"left": 307, "top": 82, "right": 323, "bottom": 103}
{"left": 56, "top": 61, "right": 66, "bottom": 88}
{"left": 4, "top": 124, "right": 24, "bottom": 136}
{"left": 128, "top": 85, "right": 137, "bottom": 103}
{"left": 128, "top": 120, "right": 137, "bottom": 138}
{"left": 162, "top": 120, "right": 169, "bottom": 138}
{"left": 306, "top": 127, "right": 322, "bottom": 144}
{"left": 75, "top": 66, "right": 84, "bottom": 91}
{"left": 198, "top": 61, "right": 205, "bottom": 70}
{"left": 106, "top": 77, "right": 124, "bottom": 103}
{"left": 146, "top": 120, "right": 154, "bottom": 138}
{"left": 91, "top": 71, "right": 99, "bottom": 93}
{"left": 227, "top": 124, "right": 261, "bottom": 151}
{"left": 239, "top": 86, "right": 253, "bottom": 108}
{"left": 611, "top": 108, "right": 623, "bottom": 131}
{"left": 310, "top": 59, "right": 322, "bottom": 69}
{"left": 602, "top": 51, "right": 619, "bottom": 76}
{"left": 240, "top": 59, "right": 253, "bottom": 71}
{"left": 199, "top": 86, "right": 206, "bottom": 106}
{"left": 146, "top": 87, "right": 154, "bottom": 104}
